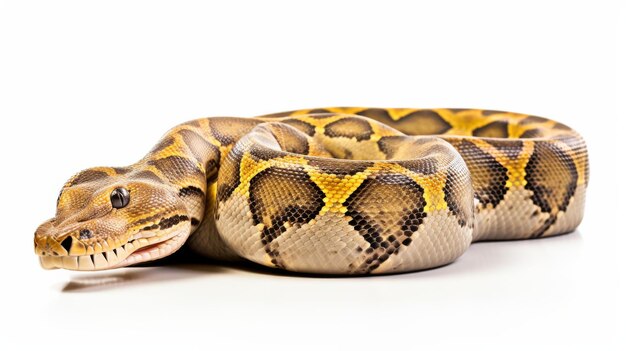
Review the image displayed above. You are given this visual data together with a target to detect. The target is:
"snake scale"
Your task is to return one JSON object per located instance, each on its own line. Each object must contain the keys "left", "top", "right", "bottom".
{"left": 34, "top": 107, "right": 588, "bottom": 275}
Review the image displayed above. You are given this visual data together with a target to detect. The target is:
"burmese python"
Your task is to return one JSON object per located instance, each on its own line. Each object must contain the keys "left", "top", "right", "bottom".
{"left": 34, "top": 107, "right": 588, "bottom": 274}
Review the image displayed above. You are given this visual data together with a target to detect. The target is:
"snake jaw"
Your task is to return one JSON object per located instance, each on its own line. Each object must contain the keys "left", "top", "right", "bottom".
{"left": 37, "top": 222, "right": 192, "bottom": 271}
{"left": 110, "top": 230, "right": 189, "bottom": 269}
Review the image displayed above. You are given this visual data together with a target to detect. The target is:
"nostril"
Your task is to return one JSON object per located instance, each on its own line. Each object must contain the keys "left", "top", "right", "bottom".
{"left": 79, "top": 229, "right": 93, "bottom": 240}
{"left": 60, "top": 236, "right": 73, "bottom": 253}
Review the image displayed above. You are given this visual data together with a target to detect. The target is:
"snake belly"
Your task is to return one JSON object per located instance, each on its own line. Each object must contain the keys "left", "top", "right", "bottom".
{"left": 35, "top": 107, "right": 588, "bottom": 274}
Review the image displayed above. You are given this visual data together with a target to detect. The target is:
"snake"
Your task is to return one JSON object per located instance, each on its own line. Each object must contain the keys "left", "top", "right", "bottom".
{"left": 34, "top": 107, "right": 589, "bottom": 275}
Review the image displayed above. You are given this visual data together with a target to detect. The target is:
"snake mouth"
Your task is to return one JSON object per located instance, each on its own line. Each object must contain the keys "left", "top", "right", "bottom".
{"left": 39, "top": 231, "right": 188, "bottom": 271}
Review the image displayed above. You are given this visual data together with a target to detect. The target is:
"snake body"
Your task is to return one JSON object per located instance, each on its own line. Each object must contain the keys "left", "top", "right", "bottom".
{"left": 35, "top": 107, "right": 588, "bottom": 274}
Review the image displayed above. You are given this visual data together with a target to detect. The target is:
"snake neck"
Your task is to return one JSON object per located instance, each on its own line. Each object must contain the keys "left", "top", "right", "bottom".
{"left": 135, "top": 120, "right": 224, "bottom": 229}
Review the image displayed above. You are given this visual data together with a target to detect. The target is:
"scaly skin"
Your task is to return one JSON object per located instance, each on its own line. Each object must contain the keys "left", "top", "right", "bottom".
{"left": 34, "top": 108, "right": 588, "bottom": 274}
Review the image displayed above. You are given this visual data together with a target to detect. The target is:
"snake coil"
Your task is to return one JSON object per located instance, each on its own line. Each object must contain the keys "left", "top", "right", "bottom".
{"left": 35, "top": 107, "right": 588, "bottom": 274}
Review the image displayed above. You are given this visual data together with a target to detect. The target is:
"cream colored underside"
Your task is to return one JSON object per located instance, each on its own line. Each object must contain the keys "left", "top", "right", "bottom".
{"left": 211, "top": 192, "right": 472, "bottom": 274}
{"left": 188, "top": 185, "right": 585, "bottom": 274}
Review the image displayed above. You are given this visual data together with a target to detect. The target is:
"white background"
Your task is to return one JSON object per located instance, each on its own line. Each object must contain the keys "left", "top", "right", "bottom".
{"left": 0, "top": 0, "right": 623, "bottom": 349}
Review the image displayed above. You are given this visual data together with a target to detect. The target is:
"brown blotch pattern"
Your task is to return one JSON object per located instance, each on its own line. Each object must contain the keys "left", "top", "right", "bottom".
{"left": 267, "top": 124, "right": 310, "bottom": 155}
{"left": 247, "top": 142, "right": 284, "bottom": 162}
{"left": 150, "top": 137, "right": 176, "bottom": 154}
{"left": 209, "top": 118, "right": 260, "bottom": 145}
{"left": 179, "top": 185, "right": 205, "bottom": 198}
{"left": 377, "top": 135, "right": 412, "bottom": 159}
{"left": 217, "top": 149, "right": 242, "bottom": 202}
{"left": 449, "top": 140, "right": 509, "bottom": 207}
{"left": 113, "top": 167, "right": 131, "bottom": 175}
{"left": 447, "top": 108, "right": 468, "bottom": 113}
{"left": 307, "top": 158, "right": 372, "bottom": 176}
{"left": 158, "top": 214, "right": 189, "bottom": 230}
{"left": 399, "top": 157, "right": 439, "bottom": 176}
{"left": 472, "top": 121, "right": 509, "bottom": 138}
{"left": 520, "top": 129, "right": 544, "bottom": 138}
{"left": 131, "top": 170, "right": 163, "bottom": 183}
{"left": 69, "top": 170, "right": 109, "bottom": 186}
{"left": 355, "top": 108, "right": 392, "bottom": 123}
{"left": 148, "top": 156, "right": 203, "bottom": 183}
{"left": 248, "top": 166, "right": 326, "bottom": 267}
{"left": 482, "top": 110, "right": 506, "bottom": 116}
{"left": 179, "top": 129, "right": 220, "bottom": 166}
{"left": 443, "top": 169, "right": 471, "bottom": 227}
{"left": 308, "top": 108, "right": 332, "bottom": 114}
{"left": 324, "top": 117, "right": 373, "bottom": 141}
{"left": 280, "top": 119, "right": 316, "bottom": 136}
{"left": 345, "top": 173, "right": 427, "bottom": 273}
{"left": 484, "top": 139, "right": 524, "bottom": 159}
{"left": 365, "top": 109, "right": 452, "bottom": 135}
{"left": 520, "top": 116, "right": 548, "bottom": 125}
{"left": 524, "top": 141, "right": 578, "bottom": 236}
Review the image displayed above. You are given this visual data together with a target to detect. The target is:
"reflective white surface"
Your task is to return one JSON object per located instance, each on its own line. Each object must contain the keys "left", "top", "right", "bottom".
{"left": 3, "top": 228, "right": 620, "bottom": 349}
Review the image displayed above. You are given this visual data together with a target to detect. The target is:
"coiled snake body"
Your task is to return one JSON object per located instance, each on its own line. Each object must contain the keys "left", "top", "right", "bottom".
{"left": 35, "top": 107, "right": 588, "bottom": 274}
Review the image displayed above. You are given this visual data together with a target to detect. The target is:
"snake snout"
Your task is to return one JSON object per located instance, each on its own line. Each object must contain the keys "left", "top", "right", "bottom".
{"left": 34, "top": 219, "right": 66, "bottom": 256}
{"left": 34, "top": 219, "right": 90, "bottom": 257}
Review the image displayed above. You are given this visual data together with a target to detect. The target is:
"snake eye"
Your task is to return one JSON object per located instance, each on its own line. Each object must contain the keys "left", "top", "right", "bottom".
{"left": 110, "top": 188, "right": 130, "bottom": 209}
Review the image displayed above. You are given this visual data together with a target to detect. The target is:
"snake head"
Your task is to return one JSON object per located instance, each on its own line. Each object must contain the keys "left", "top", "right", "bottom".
{"left": 34, "top": 166, "right": 194, "bottom": 270}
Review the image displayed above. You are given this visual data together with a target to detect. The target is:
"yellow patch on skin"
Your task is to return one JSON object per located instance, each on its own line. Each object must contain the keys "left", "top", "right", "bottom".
{"left": 308, "top": 169, "right": 368, "bottom": 214}
{"left": 368, "top": 121, "right": 402, "bottom": 139}
{"left": 469, "top": 139, "right": 535, "bottom": 189}
{"left": 344, "top": 162, "right": 448, "bottom": 213}
{"left": 288, "top": 107, "right": 366, "bottom": 117}
{"left": 292, "top": 115, "right": 346, "bottom": 128}
{"left": 364, "top": 163, "right": 448, "bottom": 213}
{"left": 436, "top": 109, "right": 494, "bottom": 136}
{"left": 234, "top": 153, "right": 307, "bottom": 197}
{"left": 508, "top": 119, "right": 560, "bottom": 138}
